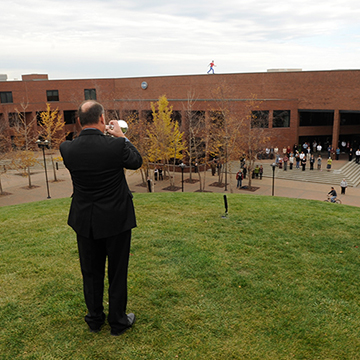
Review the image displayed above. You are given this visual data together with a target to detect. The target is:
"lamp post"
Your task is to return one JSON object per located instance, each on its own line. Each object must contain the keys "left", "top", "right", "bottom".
{"left": 179, "top": 162, "right": 186, "bottom": 192}
{"left": 36, "top": 139, "right": 51, "bottom": 199}
{"left": 224, "top": 136, "right": 229, "bottom": 191}
{"left": 270, "top": 163, "right": 277, "bottom": 196}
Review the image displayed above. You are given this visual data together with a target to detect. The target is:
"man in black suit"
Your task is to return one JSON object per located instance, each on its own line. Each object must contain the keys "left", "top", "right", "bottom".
{"left": 60, "top": 100, "right": 142, "bottom": 336}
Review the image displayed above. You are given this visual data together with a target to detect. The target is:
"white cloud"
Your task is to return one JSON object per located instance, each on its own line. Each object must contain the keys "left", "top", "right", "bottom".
{"left": 1, "top": 0, "right": 360, "bottom": 80}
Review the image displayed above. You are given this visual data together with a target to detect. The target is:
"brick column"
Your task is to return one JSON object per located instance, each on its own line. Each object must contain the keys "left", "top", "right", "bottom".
{"left": 268, "top": 110, "right": 273, "bottom": 129}
{"left": 332, "top": 110, "right": 340, "bottom": 149}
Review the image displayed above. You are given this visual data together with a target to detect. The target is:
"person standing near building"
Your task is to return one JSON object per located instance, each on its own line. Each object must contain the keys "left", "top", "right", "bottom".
{"left": 254, "top": 165, "right": 260, "bottom": 179}
{"left": 312, "top": 141, "right": 317, "bottom": 153}
{"left": 349, "top": 148, "right": 353, "bottom": 161}
{"left": 274, "top": 146, "right": 279, "bottom": 157}
{"left": 194, "top": 162, "right": 198, "bottom": 173}
{"left": 310, "top": 154, "right": 315, "bottom": 170}
{"left": 327, "top": 145, "right": 332, "bottom": 158}
{"left": 317, "top": 143, "right": 322, "bottom": 155}
{"left": 283, "top": 155, "right": 288, "bottom": 171}
{"left": 211, "top": 161, "right": 216, "bottom": 176}
{"left": 317, "top": 155, "right": 322, "bottom": 170}
{"left": 340, "top": 178, "right": 348, "bottom": 194}
{"left": 243, "top": 164, "right": 247, "bottom": 179}
{"left": 336, "top": 147, "right": 340, "bottom": 160}
{"left": 217, "top": 161, "right": 222, "bottom": 176}
{"left": 331, "top": 147, "right": 336, "bottom": 160}
{"left": 265, "top": 147, "right": 270, "bottom": 159}
{"left": 289, "top": 153, "right": 294, "bottom": 170}
{"left": 295, "top": 151, "right": 300, "bottom": 169}
{"left": 303, "top": 142, "right": 308, "bottom": 153}
{"left": 236, "top": 169, "right": 243, "bottom": 188}
{"left": 356, "top": 148, "right": 360, "bottom": 164}
{"left": 259, "top": 165, "right": 263, "bottom": 179}
{"left": 327, "top": 157, "right": 332, "bottom": 171}
{"left": 301, "top": 156, "right": 307, "bottom": 171}
{"left": 60, "top": 100, "right": 143, "bottom": 336}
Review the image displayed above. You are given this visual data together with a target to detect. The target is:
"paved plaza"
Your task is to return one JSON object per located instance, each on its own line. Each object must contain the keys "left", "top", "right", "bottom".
{"left": 1, "top": 153, "right": 360, "bottom": 208}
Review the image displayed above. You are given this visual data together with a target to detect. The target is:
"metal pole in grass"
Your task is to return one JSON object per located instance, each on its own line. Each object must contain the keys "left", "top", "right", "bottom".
{"left": 179, "top": 162, "right": 186, "bottom": 192}
{"left": 222, "top": 194, "right": 228, "bottom": 218}
{"left": 271, "top": 162, "right": 276, "bottom": 196}
{"left": 224, "top": 136, "right": 229, "bottom": 191}
{"left": 36, "top": 138, "right": 51, "bottom": 199}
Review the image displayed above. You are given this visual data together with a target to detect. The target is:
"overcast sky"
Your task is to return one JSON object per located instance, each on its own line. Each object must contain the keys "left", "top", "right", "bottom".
{"left": 1, "top": 0, "right": 360, "bottom": 80}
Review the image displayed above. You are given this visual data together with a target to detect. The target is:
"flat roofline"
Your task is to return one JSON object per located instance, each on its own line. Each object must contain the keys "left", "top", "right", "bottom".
{"left": 114, "top": 98, "right": 298, "bottom": 102}
{"left": 4, "top": 68, "right": 360, "bottom": 82}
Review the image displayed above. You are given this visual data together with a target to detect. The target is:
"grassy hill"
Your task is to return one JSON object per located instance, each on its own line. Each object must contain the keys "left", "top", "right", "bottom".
{"left": 1, "top": 193, "right": 360, "bottom": 359}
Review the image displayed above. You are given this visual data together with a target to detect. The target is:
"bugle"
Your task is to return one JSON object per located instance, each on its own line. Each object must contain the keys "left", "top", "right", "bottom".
{"left": 106, "top": 119, "right": 128, "bottom": 135}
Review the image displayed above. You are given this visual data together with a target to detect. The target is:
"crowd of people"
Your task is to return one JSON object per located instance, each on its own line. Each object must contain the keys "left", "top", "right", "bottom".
{"left": 235, "top": 141, "right": 359, "bottom": 194}
{"left": 257, "top": 141, "right": 360, "bottom": 173}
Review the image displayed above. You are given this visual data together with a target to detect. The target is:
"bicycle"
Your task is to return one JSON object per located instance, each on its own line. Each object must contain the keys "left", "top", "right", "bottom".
{"left": 324, "top": 196, "right": 341, "bottom": 204}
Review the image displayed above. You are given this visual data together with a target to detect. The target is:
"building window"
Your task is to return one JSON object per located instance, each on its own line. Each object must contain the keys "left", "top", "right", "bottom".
{"left": 123, "top": 110, "right": 139, "bottom": 121}
{"left": 106, "top": 110, "right": 120, "bottom": 121}
{"left": 142, "top": 110, "right": 153, "bottom": 123}
{"left": 36, "top": 111, "right": 44, "bottom": 126}
{"left": 64, "top": 110, "right": 76, "bottom": 125}
{"left": 340, "top": 111, "right": 360, "bottom": 126}
{"left": 46, "top": 90, "right": 59, "bottom": 102}
{"left": 185, "top": 110, "right": 206, "bottom": 129}
{"left": 273, "top": 110, "right": 290, "bottom": 128}
{"left": 172, "top": 110, "right": 182, "bottom": 126}
{"left": 299, "top": 110, "right": 334, "bottom": 126}
{"left": 8, "top": 112, "right": 20, "bottom": 127}
{"left": 209, "top": 111, "right": 223, "bottom": 128}
{"left": 0, "top": 92, "right": 13, "bottom": 103}
{"left": 84, "top": 89, "right": 97, "bottom": 100}
{"left": 251, "top": 110, "right": 269, "bottom": 128}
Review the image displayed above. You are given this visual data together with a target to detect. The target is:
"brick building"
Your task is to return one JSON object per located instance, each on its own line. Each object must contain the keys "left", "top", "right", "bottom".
{"left": 1, "top": 70, "right": 360, "bottom": 151}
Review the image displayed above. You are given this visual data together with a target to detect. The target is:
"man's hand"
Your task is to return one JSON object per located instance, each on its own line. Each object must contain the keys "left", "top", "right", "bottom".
{"left": 106, "top": 120, "right": 126, "bottom": 138}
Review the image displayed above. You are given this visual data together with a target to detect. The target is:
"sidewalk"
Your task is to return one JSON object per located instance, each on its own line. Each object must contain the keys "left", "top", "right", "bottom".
{"left": 1, "top": 157, "right": 359, "bottom": 207}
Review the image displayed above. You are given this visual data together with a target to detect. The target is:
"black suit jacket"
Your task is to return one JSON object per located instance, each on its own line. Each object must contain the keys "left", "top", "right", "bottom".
{"left": 60, "top": 129, "right": 143, "bottom": 239}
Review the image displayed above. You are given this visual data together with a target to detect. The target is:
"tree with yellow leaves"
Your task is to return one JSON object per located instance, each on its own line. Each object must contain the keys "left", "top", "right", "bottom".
{"left": 147, "top": 95, "right": 186, "bottom": 188}
{"left": 38, "top": 103, "right": 67, "bottom": 181}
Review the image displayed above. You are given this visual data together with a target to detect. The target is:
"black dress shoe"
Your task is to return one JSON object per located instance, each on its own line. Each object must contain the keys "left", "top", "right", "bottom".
{"left": 89, "top": 323, "right": 103, "bottom": 333}
{"left": 110, "top": 313, "right": 136, "bottom": 336}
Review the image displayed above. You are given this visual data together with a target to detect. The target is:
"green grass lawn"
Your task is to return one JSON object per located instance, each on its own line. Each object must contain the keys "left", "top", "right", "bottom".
{"left": 0, "top": 193, "right": 360, "bottom": 359}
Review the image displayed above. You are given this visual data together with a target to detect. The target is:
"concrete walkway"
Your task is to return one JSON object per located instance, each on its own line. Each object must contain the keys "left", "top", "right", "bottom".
{"left": 1, "top": 154, "right": 360, "bottom": 208}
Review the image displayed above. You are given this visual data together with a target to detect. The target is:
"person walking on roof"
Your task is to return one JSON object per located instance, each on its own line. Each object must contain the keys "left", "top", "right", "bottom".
{"left": 207, "top": 60, "right": 216, "bottom": 74}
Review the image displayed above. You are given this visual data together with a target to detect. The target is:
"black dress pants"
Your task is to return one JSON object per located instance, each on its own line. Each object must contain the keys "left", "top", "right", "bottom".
{"left": 77, "top": 229, "right": 132, "bottom": 333}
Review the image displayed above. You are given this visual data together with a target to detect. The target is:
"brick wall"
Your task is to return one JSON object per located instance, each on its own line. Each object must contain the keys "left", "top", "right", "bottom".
{"left": 1, "top": 70, "right": 360, "bottom": 149}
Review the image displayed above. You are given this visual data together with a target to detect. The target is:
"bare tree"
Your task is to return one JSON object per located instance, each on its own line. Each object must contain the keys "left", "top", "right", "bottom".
{"left": 11, "top": 102, "right": 38, "bottom": 188}
{"left": 239, "top": 95, "right": 272, "bottom": 188}
{"left": 123, "top": 109, "right": 151, "bottom": 186}
{"left": 183, "top": 89, "right": 200, "bottom": 181}
{"left": 0, "top": 120, "right": 13, "bottom": 195}
{"left": 209, "top": 82, "right": 244, "bottom": 193}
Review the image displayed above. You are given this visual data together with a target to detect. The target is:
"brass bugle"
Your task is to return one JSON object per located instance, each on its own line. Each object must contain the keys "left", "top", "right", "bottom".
{"left": 106, "top": 120, "right": 128, "bottom": 135}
